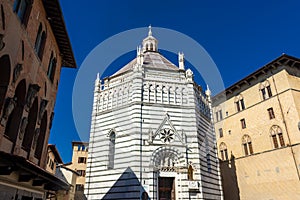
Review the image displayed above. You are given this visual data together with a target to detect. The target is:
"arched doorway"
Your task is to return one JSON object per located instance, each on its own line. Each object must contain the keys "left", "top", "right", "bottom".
{"left": 22, "top": 97, "right": 38, "bottom": 153}
{"left": 0, "top": 55, "right": 11, "bottom": 113}
{"left": 35, "top": 111, "right": 47, "bottom": 161}
{"left": 4, "top": 79, "right": 26, "bottom": 144}
{"left": 151, "top": 147, "right": 184, "bottom": 200}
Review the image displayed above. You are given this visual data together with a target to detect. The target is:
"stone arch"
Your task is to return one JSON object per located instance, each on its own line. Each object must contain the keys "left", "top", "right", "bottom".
{"left": 4, "top": 79, "right": 26, "bottom": 144}
{"left": 175, "top": 87, "right": 181, "bottom": 104}
{"left": 162, "top": 85, "right": 168, "bottom": 103}
{"left": 150, "top": 146, "right": 185, "bottom": 170}
{"left": 270, "top": 125, "right": 285, "bottom": 148}
{"left": 35, "top": 111, "right": 47, "bottom": 160}
{"left": 107, "top": 129, "right": 116, "bottom": 169}
{"left": 241, "top": 134, "right": 253, "bottom": 155}
{"left": 169, "top": 86, "right": 175, "bottom": 104}
{"left": 0, "top": 54, "right": 11, "bottom": 112}
{"left": 143, "top": 83, "right": 149, "bottom": 102}
{"left": 149, "top": 84, "right": 155, "bottom": 102}
{"left": 22, "top": 97, "right": 38, "bottom": 152}
{"left": 150, "top": 43, "right": 154, "bottom": 51}
{"left": 259, "top": 80, "right": 270, "bottom": 90}
{"left": 234, "top": 94, "right": 243, "bottom": 102}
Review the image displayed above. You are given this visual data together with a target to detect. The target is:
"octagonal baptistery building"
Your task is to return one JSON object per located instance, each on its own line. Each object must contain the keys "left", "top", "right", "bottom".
{"left": 85, "top": 28, "right": 223, "bottom": 200}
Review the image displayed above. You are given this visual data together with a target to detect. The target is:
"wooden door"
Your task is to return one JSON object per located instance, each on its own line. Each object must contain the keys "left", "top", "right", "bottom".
{"left": 159, "top": 177, "right": 175, "bottom": 200}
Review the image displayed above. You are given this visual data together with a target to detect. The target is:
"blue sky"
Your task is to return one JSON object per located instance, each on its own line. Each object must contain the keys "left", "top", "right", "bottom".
{"left": 49, "top": 0, "right": 300, "bottom": 162}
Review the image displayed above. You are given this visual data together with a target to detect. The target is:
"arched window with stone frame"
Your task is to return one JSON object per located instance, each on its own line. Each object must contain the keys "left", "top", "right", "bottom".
{"left": 150, "top": 43, "right": 154, "bottom": 51}
{"left": 169, "top": 87, "right": 175, "bottom": 104}
{"left": 270, "top": 125, "right": 285, "bottom": 148}
{"left": 175, "top": 87, "right": 181, "bottom": 104}
{"left": 162, "top": 85, "right": 168, "bottom": 104}
{"left": 107, "top": 130, "right": 116, "bottom": 169}
{"left": 13, "top": 0, "right": 32, "bottom": 26}
{"left": 219, "top": 142, "right": 228, "bottom": 160}
{"left": 242, "top": 135, "right": 253, "bottom": 156}
{"left": 47, "top": 52, "right": 57, "bottom": 83}
{"left": 156, "top": 85, "right": 161, "bottom": 103}
{"left": 34, "top": 23, "right": 46, "bottom": 60}
{"left": 259, "top": 80, "right": 273, "bottom": 100}
{"left": 234, "top": 94, "right": 245, "bottom": 112}
{"left": 149, "top": 84, "right": 155, "bottom": 102}
{"left": 214, "top": 106, "right": 223, "bottom": 122}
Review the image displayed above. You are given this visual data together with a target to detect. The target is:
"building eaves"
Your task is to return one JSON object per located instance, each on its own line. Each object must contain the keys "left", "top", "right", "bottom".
{"left": 43, "top": 0, "right": 77, "bottom": 68}
{"left": 0, "top": 151, "right": 70, "bottom": 191}
{"left": 48, "top": 144, "right": 63, "bottom": 164}
{"left": 212, "top": 54, "right": 300, "bottom": 103}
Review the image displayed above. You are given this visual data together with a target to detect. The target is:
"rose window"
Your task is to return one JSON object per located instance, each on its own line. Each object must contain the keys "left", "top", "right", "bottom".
{"left": 160, "top": 128, "right": 175, "bottom": 144}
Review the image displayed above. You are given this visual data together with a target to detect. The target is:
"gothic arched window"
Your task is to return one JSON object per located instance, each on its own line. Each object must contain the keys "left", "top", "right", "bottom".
{"left": 219, "top": 142, "right": 228, "bottom": 160}
{"left": 13, "top": 0, "right": 32, "bottom": 25}
{"left": 34, "top": 23, "right": 46, "bottom": 60}
{"left": 260, "top": 80, "right": 272, "bottom": 100}
{"left": 270, "top": 125, "right": 285, "bottom": 148}
{"left": 108, "top": 130, "right": 116, "bottom": 169}
{"left": 47, "top": 52, "right": 57, "bottom": 83}
{"left": 234, "top": 94, "right": 245, "bottom": 112}
{"left": 215, "top": 106, "right": 223, "bottom": 122}
{"left": 242, "top": 135, "right": 253, "bottom": 156}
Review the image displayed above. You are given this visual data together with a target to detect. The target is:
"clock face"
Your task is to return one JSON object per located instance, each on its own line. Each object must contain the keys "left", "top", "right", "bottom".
{"left": 160, "top": 128, "right": 175, "bottom": 144}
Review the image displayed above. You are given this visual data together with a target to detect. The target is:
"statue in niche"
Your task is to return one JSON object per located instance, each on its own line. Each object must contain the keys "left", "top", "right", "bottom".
{"left": 19, "top": 117, "right": 28, "bottom": 140}
{"left": 38, "top": 99, "right": 48, "bottom": 125}
{"left": 13, "top": 63, "right": 23, "bottom": 84}
{"left": 25, "top": 84, "right": 40, "bottom": 111}
{"left": 0, "top": 97, "right": 17, "bottom": 126}
{"left": 32, "top": 128, "right": 40, "bottom": 150}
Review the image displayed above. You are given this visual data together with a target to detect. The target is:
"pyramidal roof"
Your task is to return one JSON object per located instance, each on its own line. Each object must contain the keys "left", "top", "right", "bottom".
{"left": 111, "top": 26, "right": 180, "bottom": 77}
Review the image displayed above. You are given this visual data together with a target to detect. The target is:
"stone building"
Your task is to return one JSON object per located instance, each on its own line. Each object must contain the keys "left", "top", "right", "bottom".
{"left": 46, "top": 144, "right": 79, "bottom": 200}
{"left": 46, "top": 144, "right": 63, "bottom": 174}
{"left": 212, "top": 54, "right": 300, "bottom": 199}
{"left": 0, "top": 0, "right": 76, "bottom": 199}
{"left": 86, "top": 27, "right": 223, "bottom": 200}
{"left": 66, "top": 141, "right": 88, "bottom": 197}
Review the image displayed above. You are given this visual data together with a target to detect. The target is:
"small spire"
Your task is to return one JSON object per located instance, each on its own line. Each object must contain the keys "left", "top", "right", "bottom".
{"left": 178, "top": 52, "right": 185, "bottom": 70}
{"left": 205, "top": 84, "right": 211, "bottom": 97}
{"left": 137, "top": 45, "right": 144, "bottom": 65}
{"left": 95, "top": 73, "right": 101, "bottom": 91}
{"left": 148, "top": 25, "right": 152, "bottom": 36}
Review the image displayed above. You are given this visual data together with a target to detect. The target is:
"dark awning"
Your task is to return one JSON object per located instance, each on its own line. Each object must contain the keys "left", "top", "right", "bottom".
{"left": 0, "top": 151, "right": 70, "bottom": 191}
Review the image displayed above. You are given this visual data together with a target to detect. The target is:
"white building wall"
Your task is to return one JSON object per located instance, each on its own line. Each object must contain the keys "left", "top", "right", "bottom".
{"left": 85, "top": 52, "right": 222, "bottom": 199}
